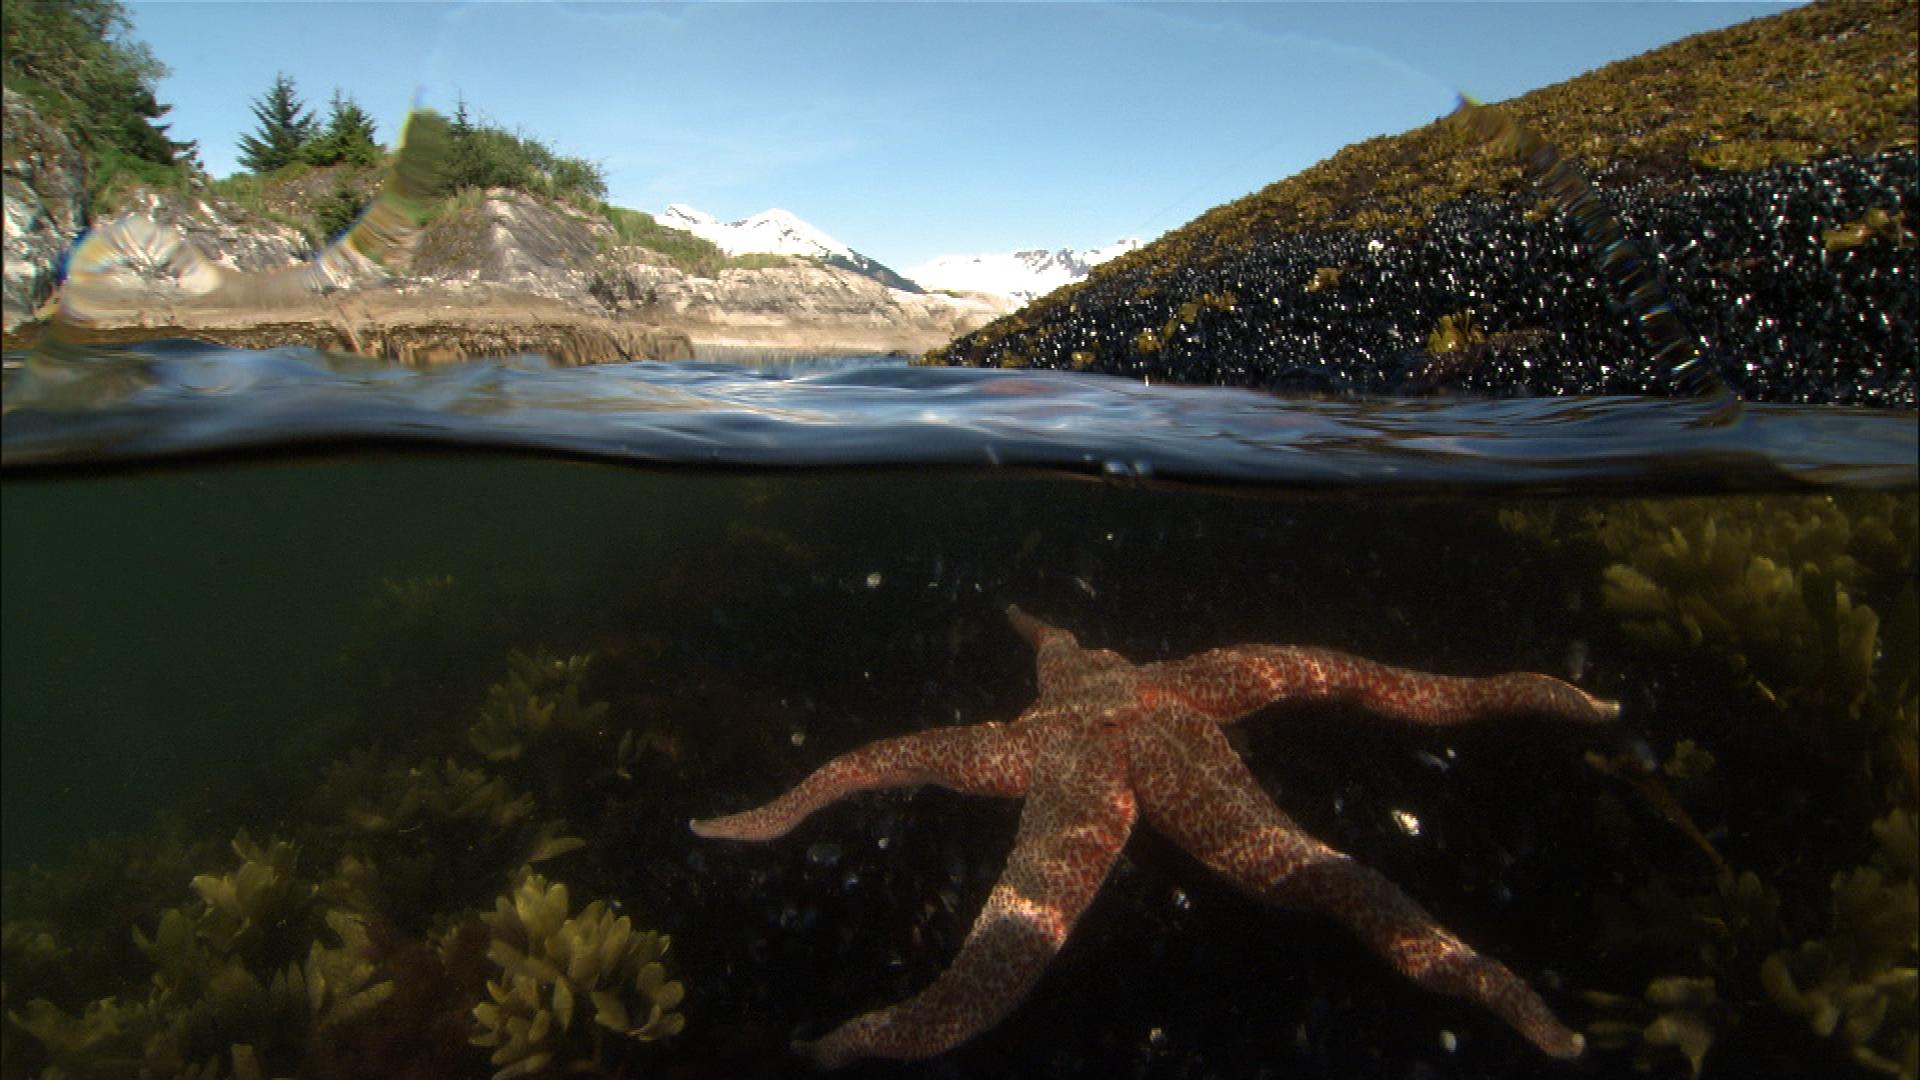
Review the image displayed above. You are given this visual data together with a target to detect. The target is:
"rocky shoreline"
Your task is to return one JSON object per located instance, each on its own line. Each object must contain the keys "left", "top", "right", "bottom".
{"left": 6, "top": 1, "right": 1913, "bottom": 397}
{"left": 930, "top": 149, "right": 1918, "bottom": 407}
{"left": 2, "top": 88, "right": 1009, "bottom": 363}
{"left": 928, "top": 0, "right": 1917, "bottom": 406}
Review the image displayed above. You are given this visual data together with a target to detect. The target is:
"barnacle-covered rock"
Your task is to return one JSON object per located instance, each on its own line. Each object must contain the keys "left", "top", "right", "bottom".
{"left": 469, "top": 649, "right": 609, "bottom": 762}
{"left": 470, "top": 869, "right": 684, "bottom": 1079}
{"left": 929, "top": 2, "right": 1918, "bottom": 405}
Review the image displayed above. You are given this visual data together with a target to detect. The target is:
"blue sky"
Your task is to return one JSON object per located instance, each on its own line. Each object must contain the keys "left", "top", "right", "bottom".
{"left": 128, "top": 2, "right": 1795, "bottom": 270}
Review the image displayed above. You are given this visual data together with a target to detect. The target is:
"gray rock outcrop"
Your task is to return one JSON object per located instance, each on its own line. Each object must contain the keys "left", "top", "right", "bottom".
{"left": 109, "top": 185, "right": 310, "bottom": 276}
{"left": 3, "top": 88, "right": 90, "bottom": 331}
{"left": 406, "top": 189, "right": 1010, "bottom": 355}
{"left": 6, "top": 169, "right": 1006, "bottom": 359}
{"left": 410, "top": 189, "right": 604, "bottom": 297}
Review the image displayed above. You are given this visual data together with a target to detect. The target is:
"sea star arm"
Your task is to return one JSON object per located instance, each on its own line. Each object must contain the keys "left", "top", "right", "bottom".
{"left": 690, "top": 723, "right": 1038, "bottom": 841}
{"left": 1128, "top": 711, "right": 1585, "bottom": 1059}
{"left": 1275, "top": 850, "right": 1585, "bottom": 1058}
{"left": 799, "top": 729, "right": 1139, "bottom": 1068}
{"left": 1150, "top": 646, "right": 1619, "bottom": 728}
{"left": 1007, "top": 604, "right": 1128, "bottom": 693}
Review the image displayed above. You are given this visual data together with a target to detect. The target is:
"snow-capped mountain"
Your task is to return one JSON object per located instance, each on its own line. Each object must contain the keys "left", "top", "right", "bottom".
{"left": 659, "top": 204, "right": 920, "bottom": 293}
{"left": 906, "top": 240, "right": 1141, "bottom": 302}
{"left": 661, "top": 203, "right": 851, "bottom": 259}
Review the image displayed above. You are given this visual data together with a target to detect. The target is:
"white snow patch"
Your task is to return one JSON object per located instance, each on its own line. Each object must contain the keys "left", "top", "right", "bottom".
{"left": 906, "top": 239, "right": 1140, "bottom": 302}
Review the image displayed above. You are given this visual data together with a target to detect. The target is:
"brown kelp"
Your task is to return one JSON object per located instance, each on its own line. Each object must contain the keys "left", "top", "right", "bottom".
{"left": 1505, "top": 493, "right": 1919, "bottom": 1077}
{"left": 2, "top": 638, "right": 685, "bottom": 1079}
{"left": 470, "top": 868, "right": 685, "bottom": 1079}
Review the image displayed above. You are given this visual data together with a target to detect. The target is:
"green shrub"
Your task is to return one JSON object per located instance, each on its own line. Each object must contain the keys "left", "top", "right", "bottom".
{"left": 434, "top": 107, "right": 605, "bottom": 205}
{"left": 3, "top": 0, "right": 194, "bottom": 172}
{"left": 597, "top": 205, "right": 729, "bottom": 276}
{"left": 90, "top": 144, "right": 189, "bottom": 204}
{"left": 311, "top": 178, "right": 370, "bottom": 244}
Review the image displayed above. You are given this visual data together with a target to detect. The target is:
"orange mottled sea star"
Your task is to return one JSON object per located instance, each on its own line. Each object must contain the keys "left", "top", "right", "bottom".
{"left": 692, "top": 605, "right": 1618, "bottom": 1068}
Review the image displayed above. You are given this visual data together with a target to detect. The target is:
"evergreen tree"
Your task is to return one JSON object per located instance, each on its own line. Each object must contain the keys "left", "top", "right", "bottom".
{"left": 236, "top": 73, "right": 317, "bottom": 173}
{"left": 1, "top": 0, "right": 192, "bottom": 171}
{"left": 433, "top": 93, "right": 605, "bottom": 203}
{"left": 450, "top": 94, "right": 474, "bottom": 140}
{"left": 310, "top": 177, "right": 370, "bottom": 242}
{"left": 300, "top": 89, "right": 380, "bottom": 167}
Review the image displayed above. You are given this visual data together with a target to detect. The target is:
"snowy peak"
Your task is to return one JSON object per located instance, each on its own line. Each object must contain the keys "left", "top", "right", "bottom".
{"left": 660, "top": 203, "right": 852, "bottom": 260}
{"left": 659, "top": 203, "right": 716, "bottom": 229}
{"left": 656, "top": 202, "right": 919, "bottom": 291}
{"left": 907, "top": 240, "right": 1141, "bottom": 302}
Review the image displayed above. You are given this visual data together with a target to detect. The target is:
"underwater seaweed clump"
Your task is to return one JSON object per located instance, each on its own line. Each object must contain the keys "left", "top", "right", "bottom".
{"left": 185, "top": 834, "right": 312, "bottom": 957}
{"left": 1824, "top": 207, "right": 1916, "bottom": 254}
{"left": 1599, "top": 520, "right": 1875, "bottom": 716}
{"left": 5, "top": 833, "right": 397, "bottom": 1079}
{"left": 469, "top": 648, "right": 610, "bottom": 763}
{"left": 331, "top": 753, "right": 537, "bottom": 835}
{"left": 1761, "top": 808, "right": 1919, "bottom": 1079}
{"left": 6, "top": 992, "right": 168, "bottom": 1079}
{"left": 1506, "top": 493, "right": 1918, "bottom": 1076}
{"left": 470, "top": 868, "right": 685, "bottom": 1079}
{"left": 1536, "top": 495, "right": 1918, "bottom": 785}
{"left": 1, "top": 823, "right": 224, "bottom": 1007}
{"left": 1585, "top": 975, "right": 1724, "bottom": 1078}
{"left": 310, "top": 752, "right": 582, "bottom": 933}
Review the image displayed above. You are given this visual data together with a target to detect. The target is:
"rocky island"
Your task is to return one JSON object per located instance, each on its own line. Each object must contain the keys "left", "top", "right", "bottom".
{"left": 3, "top": 68, "right": 1009, "bottom": 364}
{"left": 929, "top": 0, "right": 1916, "bottom": 406}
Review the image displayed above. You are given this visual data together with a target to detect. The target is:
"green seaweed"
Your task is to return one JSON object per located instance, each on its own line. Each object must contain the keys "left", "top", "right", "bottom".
{"left": 1761, "top": 809, "right": 1919, "bottom": 1077}
{"left": 1586, "top": 975, "right": 1723, "bottom": 1077}
{"left": 469, "top": 648, "right": 610, "bottom": 763}
{"left": 1511, "top": 492, "right": 1919, "bottom": 1078}
{"left": 470, "top": 868, "right": 685, "bottom": 1079}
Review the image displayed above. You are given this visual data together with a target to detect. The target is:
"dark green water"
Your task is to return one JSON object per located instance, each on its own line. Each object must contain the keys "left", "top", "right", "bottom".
{"left": 2, "top": 450, "right": 1913, "bottom": 1079}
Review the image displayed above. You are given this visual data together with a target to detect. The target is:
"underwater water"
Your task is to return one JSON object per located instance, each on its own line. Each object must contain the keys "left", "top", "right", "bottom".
{"left": 2, "top": 347, "right": 1917, "bottom": 1080}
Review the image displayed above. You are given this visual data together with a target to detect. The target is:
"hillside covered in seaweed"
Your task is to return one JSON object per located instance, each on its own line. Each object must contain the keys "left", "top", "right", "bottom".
{"left": 926, "top": 0, "right": 1917, "bottom": 407}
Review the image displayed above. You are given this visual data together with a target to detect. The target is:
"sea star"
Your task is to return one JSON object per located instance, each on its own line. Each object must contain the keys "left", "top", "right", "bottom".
{"left": 692, "top": 606, "right": 1618, "bottom": 1069}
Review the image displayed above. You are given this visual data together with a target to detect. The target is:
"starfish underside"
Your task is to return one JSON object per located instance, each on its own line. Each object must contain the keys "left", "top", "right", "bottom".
{"left": 693, "top": 606, "right": 1618, "bottom": 1068}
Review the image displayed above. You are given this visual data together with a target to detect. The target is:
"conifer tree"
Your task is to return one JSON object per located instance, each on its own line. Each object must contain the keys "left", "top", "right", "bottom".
{"left": 2, "top": 0, "right": 192, "bottom": 170}
{"left": 301, "top": 89, "right": 380, "bottom": 167}
{"left": 450, "top": 94, "right": 474, "bottom": 140}
{"left": 236, "top": 72, "right": 316, "bottom": 173}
